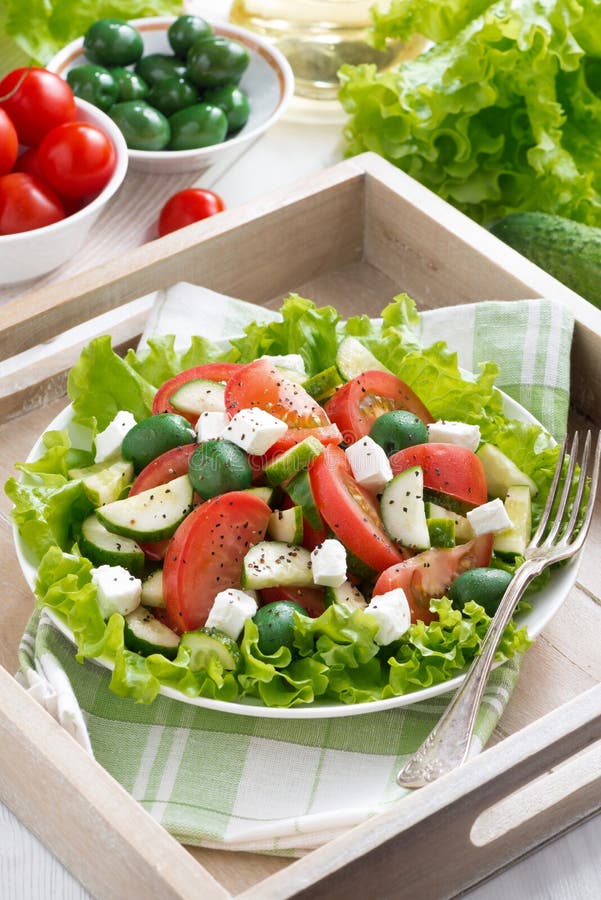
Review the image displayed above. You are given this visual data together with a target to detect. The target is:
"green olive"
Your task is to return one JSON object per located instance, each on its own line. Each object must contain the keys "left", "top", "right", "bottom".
{"left": 204, "top": 84, "right": 250, "bottom": 133}
{"left": 121, "top": 413, "right": 196, "bottom": 472}
{"left": 168, "top": 15, "right": 213, "bottom": 59}
{"left": 253, "top": 601, "right": 306, "bottom": 655}
{"left": 369, "top": 410, "right": 429, "bottom": 456}
{"left": 168, "top": 103, "right": 228, "bottom": 150}
{"left": 109, "top": 100, "right": 171, "bottom": 150}
{"left": 66, "top": 64, "right": 118, "bottom": 111}
{"left": 83, "top": 19, "right": 144, "bottom": 67}
{"left": 135, "top": 53, "right": 187, "bottom": 87}
{"left": 188, "top": 440, "right": 252, "bottom": 499}
{"left": 186, "top": 36, "right": 250, "bottom": 88}
{"left": 448, "top": 567, "right": 513, "bottom": 616}
{"left": 147, "top": 76, "right": 198, "bottom": 117}
{"left": 109, "top": 67, "right": 149, "bottom": 101}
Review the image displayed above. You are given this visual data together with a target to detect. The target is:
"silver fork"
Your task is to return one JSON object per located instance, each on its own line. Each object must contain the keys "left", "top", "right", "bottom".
{"left": 397, "top": 429, "right": 601, "bottom": 790}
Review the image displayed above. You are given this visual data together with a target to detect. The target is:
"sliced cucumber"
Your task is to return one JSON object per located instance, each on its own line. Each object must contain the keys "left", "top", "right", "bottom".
{"left": 284, "top": 469, "right": 324, "bottom": 530}
{"left": 324, "top": 580, "right": 367, "bottom": 611}
{"left": 242, "top": 541, "right": 313, "bottom": 589}
{"left": 170, "top": 378, "right": 226, "bottom": 416}
{"left": 380, "top": 466, "right": 430, "bottom": 550}
{"left": 493, "top": 484, "right": 532, "bottom": 556}
{"left": 424, "top": 501, "right": 473, "bottom": 542}
{"left": 245, "top": 486, "right": 275, "bottom": 506}
{"left": 423, "top": 487, "right": 474, "bottom": 517}
{"left": 140, "top": 569, "right": 165, "bottom": 608}
{"left": 264, "top": 436, "right": 324, "bottom": 487}
{"left": 336, "top": 336, "right": 390, "bottom": 381}
{"left": 69, "top": 457, "right": 134, "bottom": 506}
{"left": 79, "top": 514, "right": 145, "bottom": 575}
{"left": 477, "top": 443, "right": 538, "bottom": 499}
{"left": 123, "top": 607, "right": 180, "bottom": 658}
{"left": 96, "top": 474, "right": 193, "bottom": 541}
{"left": 302, "top": 365, "right": 343, "bottom": 402}
{"left": 180, "top": 627, "right": 240, "bottom": 671}
{"left": 268, "top": 506, "right": 304, "bottom": 544}
{"left": 427, "top": 517, "right": 455, "bottom": 548}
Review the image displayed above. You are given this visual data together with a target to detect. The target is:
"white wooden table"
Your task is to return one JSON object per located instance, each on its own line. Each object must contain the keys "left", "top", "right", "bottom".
{"left": 1, "top": 1, "right": 600, "bottom": 896}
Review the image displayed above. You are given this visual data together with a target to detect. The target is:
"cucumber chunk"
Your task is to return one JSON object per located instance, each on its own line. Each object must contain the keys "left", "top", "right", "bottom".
{"left": 268, "top": 506, "right": 304, "bottom": 544}
{"left": 380, "top": 466, "right": 430, "bottom": 550}
{"left": 493, "top": 484, "right": 532, "bottom": 555}
{"left": 170, "top": 378, "right": 226, "bottom": 416}
{"left": 264, "top": 436, "right": 323, "bottom": 486}
{"left": 242, "top": 541, "right": 313, "bottom": 589}
{"left": 245, "top": 486, "right": 275, "bottom": 506}
{"left": 324, "top": 580, "right": 367, "bottom": 611}
{"left": 180, "top": 628, "right": 240, "bottom": 671}
{"left": 284, "top": 469, "right": 324, "bottom": 530}
{"left": 302, "top": 366, "right": 343, "bottom": 402}
{"left": 96, "top": 474, "right": 193, "bottom": 540}
{"left": 141, "top": 569, "right": 165, "bottom": 608}
{"left": 69, "top": 457, "right": 134, "bottom": 506}
{"left": 424, "top": 501, "right": 473, "bottom": 542}
{"left": 427, "top": 517, "right": 455, "bottom": 548}
{"left": 336, "top": 336, "right": 390, "bottom": 381}
{"left": 79, "top": 514, "right": 145, "bottom": 575}
{"left": 123, "top": 607, "right": 180, "bottom": 658}
{"left": 476, "top": 443, "right": 538, "bottom": 499}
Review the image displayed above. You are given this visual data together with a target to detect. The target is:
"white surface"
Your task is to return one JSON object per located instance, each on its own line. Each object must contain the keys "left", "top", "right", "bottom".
{"left": 2, "top": 0, "right": 601, "bottom": 896}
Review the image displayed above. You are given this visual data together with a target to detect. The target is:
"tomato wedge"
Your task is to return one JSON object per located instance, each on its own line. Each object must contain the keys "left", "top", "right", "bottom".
{"left": 390, "top": 443, "right": 487, "bottom": 509}
{"left": 163, "top": 491, "right": 271, "bottom": 633}
{"left": 309, "top": 444, "right": 407, "bottom": 572}
{"left": 324, "top": 370, "right": 433, "bottom": 444}
{"left": 224, "top": 359, "right": 341, "bottom": 452}
{"left": 260, "top": 586, "right": 326, "bottom": 618}
{"left": 129, "top": 443, "right": 197, "bottom": 561}
{"left": 373, "top": 534, "right": 493, "bottom": 625}
{"left": 152, "top": 362, "right": 244, "bottom": 423}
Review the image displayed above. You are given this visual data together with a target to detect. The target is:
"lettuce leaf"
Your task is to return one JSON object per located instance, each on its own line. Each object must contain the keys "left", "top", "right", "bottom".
{"left": 340, "top": 0, "right": 601, "bottom": 226}
{"left": 1, "top": 0, "right": 182, "bottom": 65}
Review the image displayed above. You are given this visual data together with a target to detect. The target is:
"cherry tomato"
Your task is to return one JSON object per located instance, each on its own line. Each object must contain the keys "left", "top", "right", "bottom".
{"left": 12, "top": 146, "right": 44, "bottom": 179}
{"left": 225, "top": 359, "right": 342, "bottom": 453}
{"left": 158, "top": 188, "right": 225, "bottom": 237}
{"left": 152, "top": 362, "right": 244, "bottom": 422}
{"left": 129, "top": 443, "right": 198, "bottom": 561}
{"left": 38, "top": 122, "right": 116, "bottom": 199}
{"left": 372, "top": 534, "right": 493, "bottom": 625}
{"left": 260, "top": 586, "right": 326, "bottom": 618}
{"left": 309, "top": 444, "right": 407, "bottom": 573}
{"left": 0, "top": 68, "right": 76, "bottom": 146}
{"left": 0, "top": 110, "right": 18, "bottom": 175}
{"left": 0, "top": 173, "right": 65, "bottom": 235}
{"left": 324, "top": 370, "right": 433, "bottom": 445}
{"left": 163, "top": 491, "right": 271, "bottom": 633}
{"left": 390, "top": 443, "right": 488, "bottom": 510}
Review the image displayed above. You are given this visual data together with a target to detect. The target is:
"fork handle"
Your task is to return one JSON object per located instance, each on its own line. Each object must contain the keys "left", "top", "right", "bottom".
{"left": 397, "top": 560, "right": 543, "bottom": 788}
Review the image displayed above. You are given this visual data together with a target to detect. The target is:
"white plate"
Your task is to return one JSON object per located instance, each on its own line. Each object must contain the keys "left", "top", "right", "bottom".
{"left": 14, "top": 393, "right": 579, "bottom": 719}
{"left": 47, "top": 16, "right": 294, "bottom": 174}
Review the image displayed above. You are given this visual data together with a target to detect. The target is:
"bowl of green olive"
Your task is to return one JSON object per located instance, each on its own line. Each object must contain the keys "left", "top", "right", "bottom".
{"left": 47, "top": 15, "right": 294, "bottom": 174}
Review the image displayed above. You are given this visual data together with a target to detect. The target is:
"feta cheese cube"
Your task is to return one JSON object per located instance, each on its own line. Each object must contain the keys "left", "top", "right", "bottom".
{"left": 223, "top": 407, "right": 287, "bottom": 455}
{"left": 427, "top": 420, "right": 481, "bottom": 453}
{"left": 365, "top": 588, "right": 411, "bottom": 645}
{"left": 311, "top": 539, "right": 347, "bottom": 587}
{"left": 467, "top": 497, "right": 513, "bottom": 535}
{"left": 261, "top": 353, "right": 306, "bottom": 374}
{"left": 91, "top": 564, "right": 142, "bottom": 618}
{"left": 345, "top": 436, "right": 393, "bottom": 492}
{"left": 205, "top": 588, "right": 258, "bottom": 640}
{"left": 94, "top": 411, "right": 137, "bottom": 463}
{"left": 196, "top": 410, "right": 229, "bottom": 443}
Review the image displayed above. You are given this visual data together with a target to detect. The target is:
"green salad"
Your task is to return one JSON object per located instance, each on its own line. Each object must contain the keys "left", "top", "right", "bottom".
{"left": 6, "top": 294, "right": 560, "bottom": 707}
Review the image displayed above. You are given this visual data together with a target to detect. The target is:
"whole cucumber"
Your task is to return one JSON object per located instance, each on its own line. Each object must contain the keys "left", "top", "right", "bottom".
{"left": 490, "top": 212, "right": 601, "bottom": 307}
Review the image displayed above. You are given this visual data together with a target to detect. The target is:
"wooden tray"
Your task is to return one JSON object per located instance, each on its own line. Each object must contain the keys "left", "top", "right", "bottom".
{"left": 0, "top": 153, "right": 599, "bottom": 899}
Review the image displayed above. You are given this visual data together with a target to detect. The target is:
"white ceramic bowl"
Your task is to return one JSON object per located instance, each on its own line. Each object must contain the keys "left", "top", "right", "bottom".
{"left": 47, "top": 16, "right": 295, "bottom": 174}
{"left": 0, "top": 98, "right": 128, "bottom": 286}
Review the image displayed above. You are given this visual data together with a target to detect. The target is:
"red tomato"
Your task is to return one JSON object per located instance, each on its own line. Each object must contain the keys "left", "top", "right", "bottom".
{"left": 390, "top": 443, "right": 487, "bottom": 509}
{"left": 0, "top": 110, "right": 18, "bottom": 175}
{"left": 129, "top": 443, "right": 198, "bottom": 561}
{"left": 152, "top": 363, "right": 244, "bottom": 423}
{"left": 38, "top": 122, "right": 116, "bottom": 199}
{"left": 373, "top": 535, "right": 493, "bottom": 625}
{"left": 13, "top": 146, "right": 44, "bottom": 179}
{"left": 0, "top": 173, "right": 65, "bottom": 235}
{"left": 0, "top": 68, "right": 76, "bottom": 146}
{"left": 260, "top": 586, "right": 326, "bottom": 618}
{"left": 158, "top": 188, "right": 225, "bottom": 237}
{"left": 163, "top": 491, "right": 271, "bottom": 633}
{"left": 309, "top": 444, "right": 407, "bottom": 573}
{"left": 324, "top": 370, "right": 433, "bottom": 444}
{"left": 225, "top": 359, "right": 342, "bottom": 451}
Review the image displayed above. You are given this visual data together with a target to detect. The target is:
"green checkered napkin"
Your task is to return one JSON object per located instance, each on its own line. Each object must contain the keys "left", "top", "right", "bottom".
{"left": 18, "top": 293, "right": 573, "bottom": 855}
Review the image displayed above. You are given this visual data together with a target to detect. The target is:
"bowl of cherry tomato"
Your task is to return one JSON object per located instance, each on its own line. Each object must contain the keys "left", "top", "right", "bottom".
{"left": 0, "top": 67, "right": 128, "bottom": 286}
{"left": 47, "top": 15, "right": 294, "bottom": 174}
